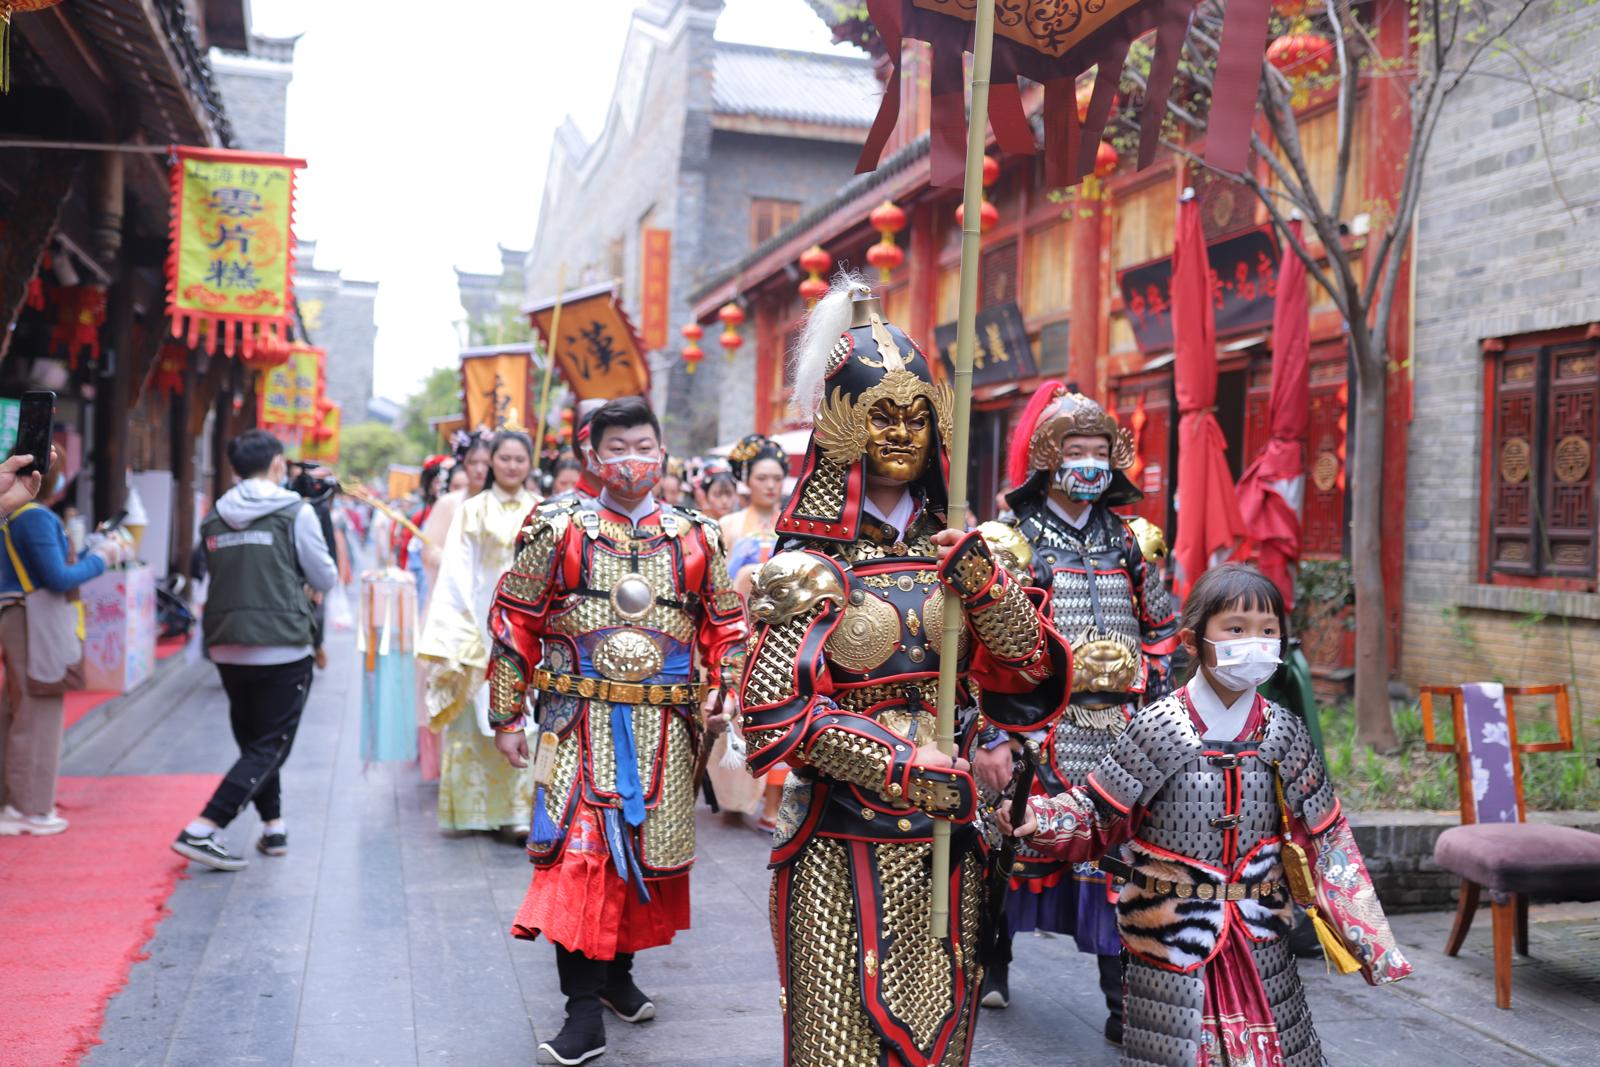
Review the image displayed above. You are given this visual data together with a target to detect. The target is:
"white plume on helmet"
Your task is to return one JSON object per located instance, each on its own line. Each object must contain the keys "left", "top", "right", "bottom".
{"left": 788, "top": 269, "right": 867, "bottom": 420}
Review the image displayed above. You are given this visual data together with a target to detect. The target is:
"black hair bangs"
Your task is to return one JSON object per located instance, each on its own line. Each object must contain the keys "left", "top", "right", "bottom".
{"left": 1180, "top": 562, "right": 1289, "bottom": 640}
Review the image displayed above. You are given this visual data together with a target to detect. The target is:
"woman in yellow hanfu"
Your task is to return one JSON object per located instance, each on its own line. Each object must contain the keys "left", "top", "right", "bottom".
{"left": 418, "top": 430, "right": 537, "bottom": 833}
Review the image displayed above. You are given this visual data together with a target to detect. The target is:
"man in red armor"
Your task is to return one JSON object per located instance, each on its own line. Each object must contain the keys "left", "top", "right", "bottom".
{"left": 486, "top": 396, "right": 747, "bottom": 1066}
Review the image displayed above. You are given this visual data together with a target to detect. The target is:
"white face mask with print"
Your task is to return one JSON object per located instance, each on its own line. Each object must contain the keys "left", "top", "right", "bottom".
{"left": 1205, "top": 637, "right": 1281, "bottom": 691}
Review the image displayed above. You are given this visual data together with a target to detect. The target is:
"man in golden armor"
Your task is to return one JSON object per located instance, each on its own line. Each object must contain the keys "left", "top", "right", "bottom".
{"left": 486, "top": 397, "right": 748, "bottom": 1066}
{"left": 740, "top": 280, "right": 1070, "bottom": 1067}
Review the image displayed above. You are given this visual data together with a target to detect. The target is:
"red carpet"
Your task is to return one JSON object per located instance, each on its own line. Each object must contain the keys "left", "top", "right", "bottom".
{"left": 62, "top": 690, "right": 119, "bottom": 731}
{"left": 0, "top": 774, "right": 221, "bottom": 1066}
{"left": 156, "top": 635, "right": 186, "bottom": 661}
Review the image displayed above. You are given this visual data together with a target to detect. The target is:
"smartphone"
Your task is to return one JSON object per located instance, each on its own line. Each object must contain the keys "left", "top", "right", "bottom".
{"left": 12, "top": 390, "right": 55, "bottom": 477}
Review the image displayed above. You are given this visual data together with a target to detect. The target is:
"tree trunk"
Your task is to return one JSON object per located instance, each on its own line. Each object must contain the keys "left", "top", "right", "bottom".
{"left": 1348, "top": 327, "right": 1399, "bottom": 751}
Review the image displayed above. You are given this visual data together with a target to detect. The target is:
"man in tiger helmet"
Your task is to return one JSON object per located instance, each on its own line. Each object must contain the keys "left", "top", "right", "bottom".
{"left": 972, "top": 382, "right": 1178, "bottom": 1045}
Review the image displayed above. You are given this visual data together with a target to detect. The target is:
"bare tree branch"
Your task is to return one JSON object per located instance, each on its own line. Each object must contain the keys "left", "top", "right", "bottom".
{"left": 1327, "top": 0, "right": 1359, "bottom": 222}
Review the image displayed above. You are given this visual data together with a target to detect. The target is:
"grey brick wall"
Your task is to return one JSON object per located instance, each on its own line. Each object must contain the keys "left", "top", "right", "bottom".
{"left": 1403, "top": 3, "right": 1600, "bottom": 689}
{"left": 297, "top": 243, "right": 379, "bottom": 424}
{"left": 211, "top": 48, "right": 292, "bottom": 154}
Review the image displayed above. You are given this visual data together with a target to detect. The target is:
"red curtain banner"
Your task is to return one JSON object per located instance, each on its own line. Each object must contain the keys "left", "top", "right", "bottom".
{"left": 1172, "top": 196, "right": 1245, "bottom": 595}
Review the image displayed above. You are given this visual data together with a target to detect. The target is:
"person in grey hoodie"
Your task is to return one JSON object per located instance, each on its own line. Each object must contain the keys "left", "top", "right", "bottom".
{"left": 172, "top": 429, "right": 338, "bottom": 871}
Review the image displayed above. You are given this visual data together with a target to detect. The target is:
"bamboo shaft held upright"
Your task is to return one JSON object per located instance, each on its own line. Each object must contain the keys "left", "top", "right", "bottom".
{"left": 931, "top": 0, "right": 997, "bottom": 939}
{"left": 529, "top": 264, "right": 567, "bottom": 472}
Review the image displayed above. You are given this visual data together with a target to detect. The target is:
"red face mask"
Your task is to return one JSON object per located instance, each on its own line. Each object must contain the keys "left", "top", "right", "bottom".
{"left": 587, "top": 450, "right": 663, "bottom": 497}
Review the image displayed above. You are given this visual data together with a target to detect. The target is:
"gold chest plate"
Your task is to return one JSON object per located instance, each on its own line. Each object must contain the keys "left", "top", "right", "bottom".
{"left": 824, "top": 587, "right": 901, "bottom": 673}
{"left": 547, "top": 540, "right": 694, "bottom": 642}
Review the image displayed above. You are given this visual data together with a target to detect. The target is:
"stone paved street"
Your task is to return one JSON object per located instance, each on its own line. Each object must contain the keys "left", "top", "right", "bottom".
{"left": 69, "top": 632, "right": 1600, "bottom": 1066}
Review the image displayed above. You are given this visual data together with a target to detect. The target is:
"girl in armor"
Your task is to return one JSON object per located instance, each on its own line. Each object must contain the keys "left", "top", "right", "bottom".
{"left": 741, "top": 279, "right": 1069, "bottom": 1067}
{"left": 1000, "top": 563, "right": 1411, "bottom": 1067}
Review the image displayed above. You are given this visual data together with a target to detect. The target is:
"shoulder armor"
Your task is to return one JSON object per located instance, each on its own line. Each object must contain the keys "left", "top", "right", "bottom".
{"left": 663, "top": 503, "right": 719, "bottom": 547}
{"left": 749, "top": 550, "right": 845, "bottom": 625}
{"left": 1123, "top": 515, "right": 1168, "bottom": 564}
{"left": 522, "top": 499, "right": 577, "bottom": 545}
{"left": 976, "top": 520, "right": 1033, "bottom": 580}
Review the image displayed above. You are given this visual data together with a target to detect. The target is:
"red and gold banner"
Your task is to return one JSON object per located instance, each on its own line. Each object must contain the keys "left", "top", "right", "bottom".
{"left": 167, "top": 146, "right": 305, "bottom": 357}
{"left": 303, "top": 402, "right": 341, "bottom": 465}
{"left": 639, "top": 228, "right": 671, "bottom": 350}
{"left": 461, "top": 348, "right": 530, "bottom": 431}
{"left": 289, "top": 344, "right": 325, "bottom": 428}
{"left": 259, "top": 357, "right": 298, "bottom": 425}
{"left": 528, "top": 283, "right": 651, "bottom": 401}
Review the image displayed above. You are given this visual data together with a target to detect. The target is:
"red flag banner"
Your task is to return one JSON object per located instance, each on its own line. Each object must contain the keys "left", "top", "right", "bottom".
{"left": 166, "top": 147, "right": 306, "bottom": 358}
{"left": 460, "top": 347, "right": 531, "bottom": 431}
{"left": 1171, "top": 196, "right": 1245, "bottom": 594}
{"left": 639, "top": 228, "right": 671, "bottom": 351}
{"left": 1234, "top": 221, "right": 1311, "bottom": 607}
{"left": 527, "top": 282, "right": 651, "bottom": 401}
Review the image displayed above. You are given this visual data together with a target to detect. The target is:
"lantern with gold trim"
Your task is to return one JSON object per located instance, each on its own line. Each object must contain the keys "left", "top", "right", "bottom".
{"left": 866, "top": 200, "right": 907, "bottom": 283}
{"left": 680, "top": 321, "right": 705, "bottom": 375}
{"left": 718, "top": 302, "right": 745, "bottom": 363}
{"left": 798, "top": 244, "right": 831, "bottom": 305}
{"left": 1267, "top": 31, "right": 1334, "bottom": 108}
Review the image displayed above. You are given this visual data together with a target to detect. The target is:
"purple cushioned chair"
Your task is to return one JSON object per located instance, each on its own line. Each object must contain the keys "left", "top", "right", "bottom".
{"left": 1421, "top": 683, "right": 1600, "bottom": 1009}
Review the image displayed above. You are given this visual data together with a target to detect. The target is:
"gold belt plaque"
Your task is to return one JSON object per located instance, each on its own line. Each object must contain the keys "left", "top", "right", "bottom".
{"left": 592, "top": 629, "right": 665, "bottom": 682}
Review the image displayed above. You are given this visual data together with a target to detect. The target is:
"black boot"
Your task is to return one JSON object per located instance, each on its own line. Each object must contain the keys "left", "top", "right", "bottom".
{"left": 539, "top": 947, "right": 607, "bottom": 1065}
{"left": 599, "top": 951, "right": 656, "bottom": 1023}
{"left": 980, "top": 925, "right": 1013, "bottom": 1009}
{"left": 1098, "top": 953, "right": 1125, "bottom": 1046}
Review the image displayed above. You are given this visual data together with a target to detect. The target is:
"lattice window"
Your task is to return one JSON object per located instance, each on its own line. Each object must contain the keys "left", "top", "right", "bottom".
{"left": 751, "top": 198, "right": 801, "bottom": 247}
{"left": 1484, "top": 336, "right": 1599, "bottom": 584}
{"left": 980, "top": 239, "right": 1018, "bottom": 310}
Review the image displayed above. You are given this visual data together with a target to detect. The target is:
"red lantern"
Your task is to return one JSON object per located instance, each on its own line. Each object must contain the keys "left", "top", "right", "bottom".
{"left": 798, "top": 244, "right": 831, "bottom": 305}
{"left": 1267, "top": 33, "right": 1333, "bottom": 106}
{"left": 981, "top": 155, "right": 1000, "bottom": 188}
{"left": 681, "top": 320, "right": 703, "bottom": 345}
{"left": 1095, "top": 140, "right": 1119, "bottom": 178}
{"left": 51, "top": 284, "right": 106, "bottom": 369}
{"left": 560, "top": 408, "right": 574, "bottom": 425}
{"left": 954, "top": 200, "right": 1000, "bottom": 233}
{"left": 867, "top": 199, "right": 907, "bottom": 282}
{"left": 242, "top": 330, "right": 292, "bottom": 371}
{"left": 682, "top": 340, "right": 705, "bottom": 375}
{"left": 153, "top": 342, "right": 188, "bottom": 398}
{"left": 718, "top": 303, "right": 745, "bottom": 360}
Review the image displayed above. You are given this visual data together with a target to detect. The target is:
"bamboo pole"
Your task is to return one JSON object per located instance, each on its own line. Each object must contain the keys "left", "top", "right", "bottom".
{"left": 529, "top": 264, "right": 567, "bottom": 474}
{"left": 931, "top": 0, "right": 997, "bottom": 939}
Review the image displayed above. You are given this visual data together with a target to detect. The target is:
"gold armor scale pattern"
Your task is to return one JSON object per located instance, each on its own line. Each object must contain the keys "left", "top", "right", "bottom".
{"left": 804, "top": 728, "right": 893, "bottom": 789}
{"left": 793, "top": 457, "right": 850, "bottom": 520}
{"left": 878, "top": 841, "right": 954, "bottom": 1053}
{"left": 743, "top": 612, "right": 811, "bottom": 711}
{"left": 785, "top": 839, "right": 881, "bottom": 1067}
{"left": 528, "top": 729, "right": 582, "bottom": 859}
{"left": 641, "top": 713, "right": 695, "bottom": 870}
{"left": 967, "top": 576, "right": 1044, "bottom": 663}
{"left": 499, "top": 512, "right": 568, "bottom": 608}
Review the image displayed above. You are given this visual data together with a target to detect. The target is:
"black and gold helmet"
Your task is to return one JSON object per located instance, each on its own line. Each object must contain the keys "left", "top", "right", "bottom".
{"left": 778, "top": 280, "right": 952, "bottom": 543}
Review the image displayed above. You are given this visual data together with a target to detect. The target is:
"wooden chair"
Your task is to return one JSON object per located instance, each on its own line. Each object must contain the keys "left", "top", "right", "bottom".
{"left": 1420, "top": 683, "right": 1600, "bottom": 1009}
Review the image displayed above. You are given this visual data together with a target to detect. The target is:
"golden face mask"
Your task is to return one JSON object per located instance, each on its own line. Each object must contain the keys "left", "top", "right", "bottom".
{"left": 864, "top": 396, "right": 933, "bottom": 484}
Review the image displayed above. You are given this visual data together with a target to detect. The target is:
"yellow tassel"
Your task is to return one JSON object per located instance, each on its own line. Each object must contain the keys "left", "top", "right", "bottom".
{"left": 1308, "top": 905, "right": 1363, "bottom": 975}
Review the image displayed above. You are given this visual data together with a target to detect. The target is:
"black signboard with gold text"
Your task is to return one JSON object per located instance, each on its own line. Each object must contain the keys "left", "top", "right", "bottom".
{"left": 934, "top": 302, "right": 1037, "bottom": 386}
{"left": 1117, "top": 227, "right": 1281, "bottom": 355}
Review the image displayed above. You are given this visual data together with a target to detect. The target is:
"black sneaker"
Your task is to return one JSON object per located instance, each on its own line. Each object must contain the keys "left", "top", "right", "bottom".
{"left": 171, "top": 830, "right": 248, "bottom": 871}
{"left": 257, "top": 831, "right": 288, "bottom": 857}
{"left": 1104, "top": 1014, "right": 1124, "bottom": 1046}
{"left": 536, "top": 1015, "right": 607, "bottom": 1065}
{"left": 598, "top": 979, "right": 655, "bottom": 1023}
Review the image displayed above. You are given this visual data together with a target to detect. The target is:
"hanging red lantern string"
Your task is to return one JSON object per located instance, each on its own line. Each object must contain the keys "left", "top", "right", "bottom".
{"left": 718, "top": 303, "right": 745, "bottom": 362}
{"left": 798, "top": 244, "right": 831, "bottom": 305}
{"left": 866, "top": 200, "right": 907, "bottom": 283}
{"left": 25, "top": 249, "right": 48, "bottom": 311}
{"left": 954, "top": 156, "right": 1001, "bottom": 233}
{"left": 681, "top": 321, "right": 705, "bottom": 376}
{"left": 241, "top": 328, "right": 293, "bottom": 373}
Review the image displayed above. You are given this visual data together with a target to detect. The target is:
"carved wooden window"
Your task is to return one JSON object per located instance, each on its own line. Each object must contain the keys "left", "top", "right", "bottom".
{"left": 750, "top": 198, "right": 801, "bottom": 247}
{"left": 980, "top": 238, "right": 1018, "bottom": 310}
{"left": 1484, "top": 336, "right": 1599, "bottom": 585}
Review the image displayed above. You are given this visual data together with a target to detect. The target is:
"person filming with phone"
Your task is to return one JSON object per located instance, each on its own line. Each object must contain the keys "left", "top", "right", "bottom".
{"left": 0, "top": 441, "right": 128, "bottom": 837}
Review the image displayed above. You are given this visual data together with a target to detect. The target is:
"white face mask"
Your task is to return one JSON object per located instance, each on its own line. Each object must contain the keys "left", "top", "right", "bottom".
{"left": 1205, "top": 637, "right": 1281, "bottom": 691}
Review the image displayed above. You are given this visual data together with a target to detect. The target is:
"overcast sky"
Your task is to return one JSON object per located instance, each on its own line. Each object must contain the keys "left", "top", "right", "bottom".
{"left": 249, "top": 0, "right": 860, "bottom": 406}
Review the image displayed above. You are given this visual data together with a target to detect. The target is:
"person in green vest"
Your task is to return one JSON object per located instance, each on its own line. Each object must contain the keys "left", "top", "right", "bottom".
{"left": 171, "top": 429, "right": 337, "bottom": 871}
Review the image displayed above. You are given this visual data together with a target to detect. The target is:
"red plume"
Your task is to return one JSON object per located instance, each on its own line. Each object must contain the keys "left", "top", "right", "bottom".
{"left": 1007, "top": 379, "right": 1066, "bottom": 489}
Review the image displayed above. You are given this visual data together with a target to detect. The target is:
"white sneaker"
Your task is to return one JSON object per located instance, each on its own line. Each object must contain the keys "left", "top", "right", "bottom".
{"left": 0, "top": 804, "right": 69, "bottom": 835}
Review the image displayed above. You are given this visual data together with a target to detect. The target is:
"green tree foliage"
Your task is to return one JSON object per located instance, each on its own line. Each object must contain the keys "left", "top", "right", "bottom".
{"left": 340, "top": 422, "right": 414, "bottom": 484}
{"left": 399, "top": 366, "right": 463, "bottom": 455}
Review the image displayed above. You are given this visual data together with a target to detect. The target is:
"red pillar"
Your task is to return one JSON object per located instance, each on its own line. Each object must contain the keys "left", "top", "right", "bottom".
{"left": 1068, "top": 191, "right": 1105, "bottom": 398}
